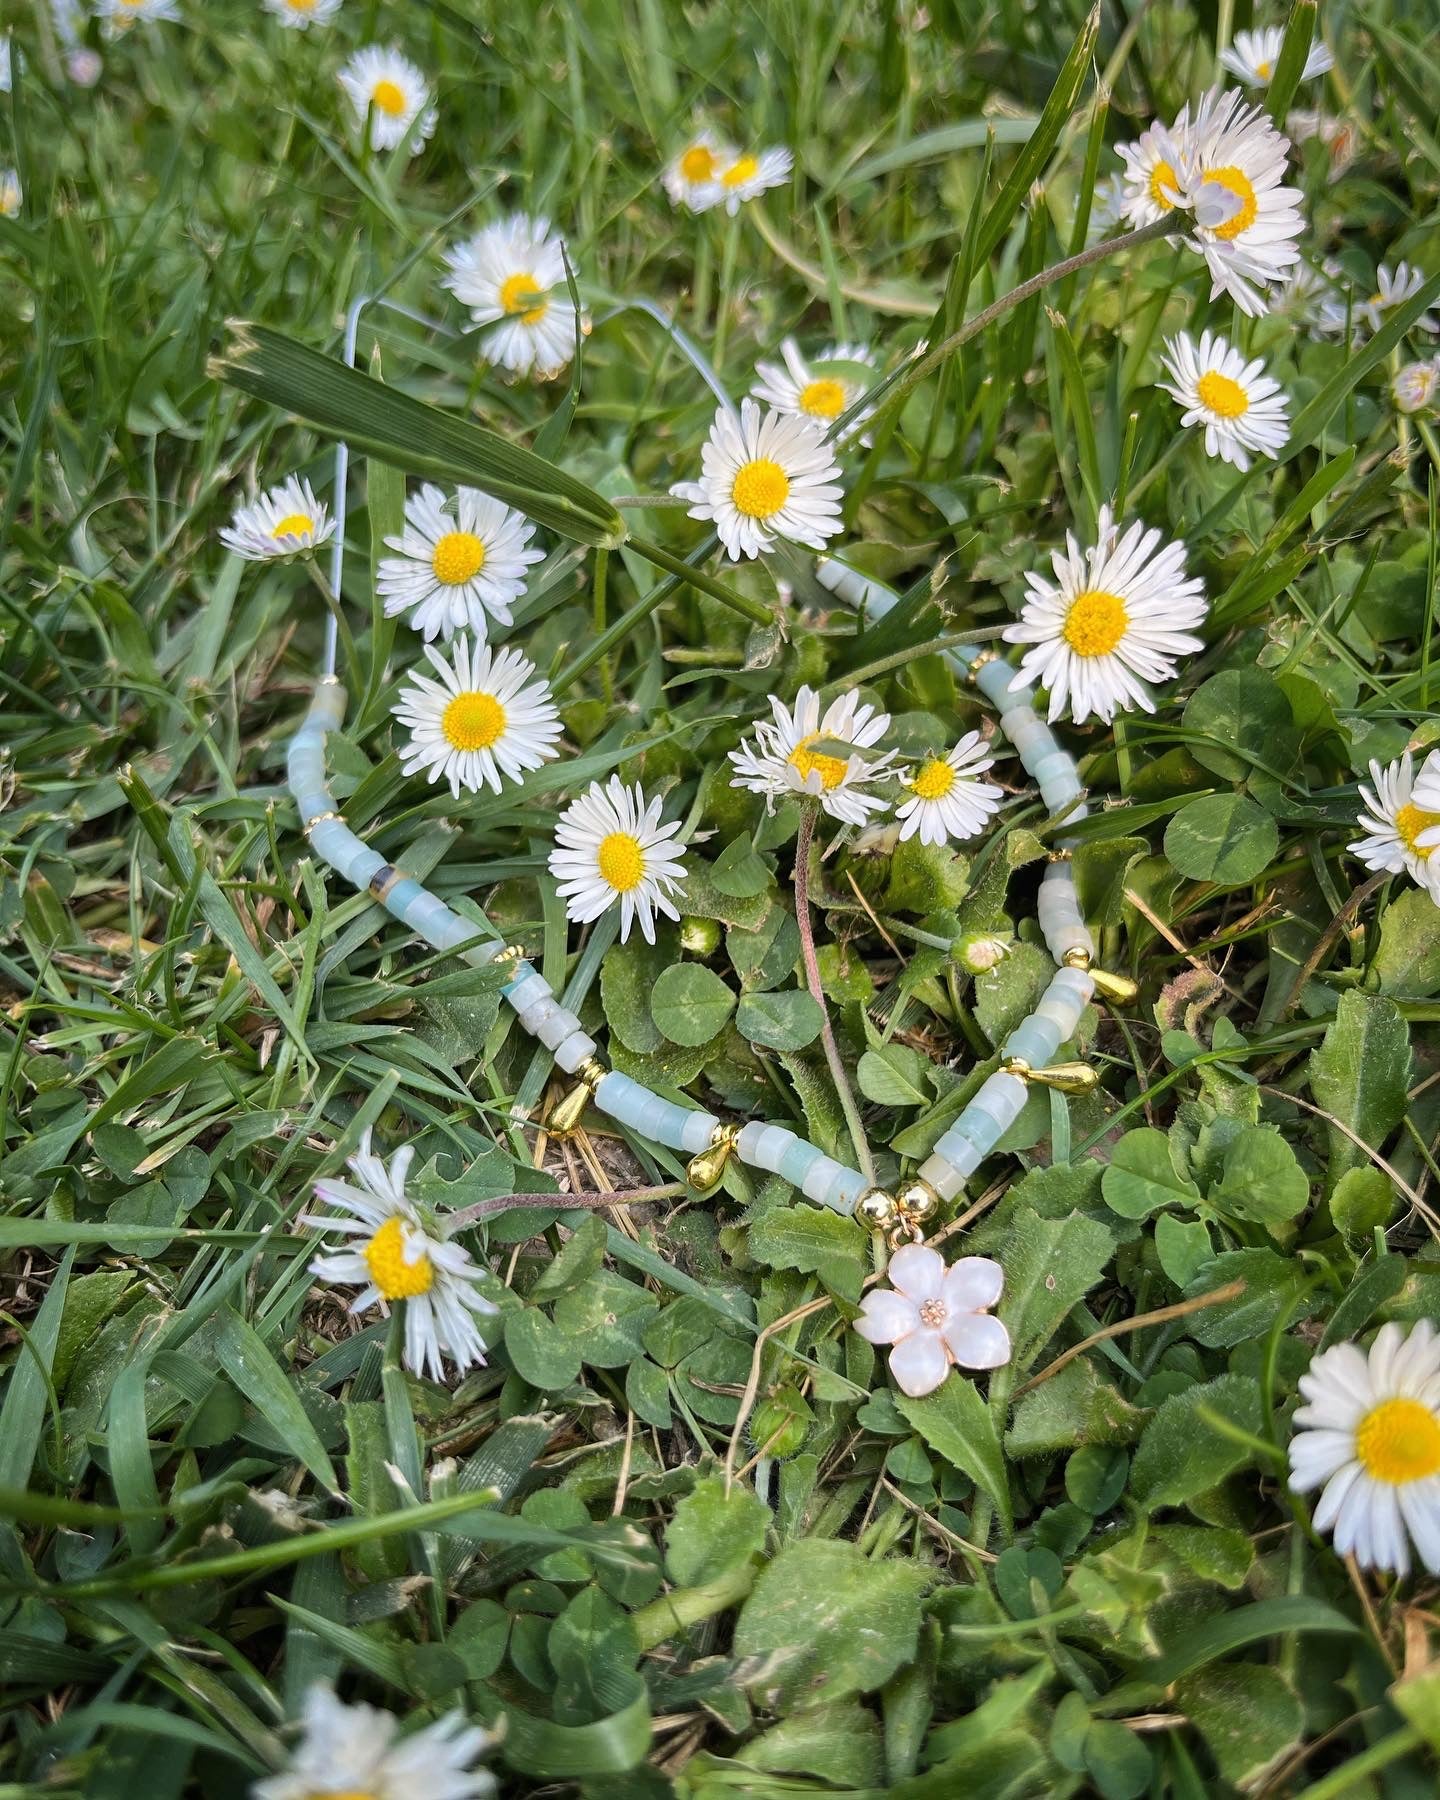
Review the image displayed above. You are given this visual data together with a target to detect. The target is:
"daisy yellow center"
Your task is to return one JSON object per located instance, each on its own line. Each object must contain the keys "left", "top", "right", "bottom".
{"left": 1201, "top": 165, "right": 1259, "bottom": 240}
{"left": 441, "top": 691, "right": 507, "bottom": 752}
{"left": 286, "top": 0, "right": 317, "bottom": 10}
{"left": 270, "top": 512, "right": 312, "bottom": 539}
{"left": 371, "top": 80, "right": 407, "bottom": 118}
{"left": 680, "top": 144, "right": 717, "bottom": 183}
{"left": 1196, "top": 370, "right": 1250, "bottom": 418}
{"left": 1148, "top": 159, "right": 1181, "bottom": 211}
{"left": 431, "top": 530, "right": 486, "bottom": 586}
{"left": 722, "top": 154, "right": 760, "bottom": 188}
{"left": 911, "top": 759, "right": 956, "bottom": 801}
{"left": 1256, "top": 59, "right": 1273, "bottom": 78}
{"left": 732, "top": 457, "right": 790, "bottom": 519}
{"left": 1062, "top": 589, "right": 1129, "bottom": 659}
{"left": 798, "top": 377, "right": 847, "bottom": 419}
{"left": 597, "top": 832, "right": 645, "bottom": 892}
{"left": 1355, "top": 1396, "right": 1440, "bottom": 1485}
{"left": 788, "top": 735, "right": 849, "bottom": 791}
{"left": 305, "top": 1793, "right": 374, "bottom": 1800}
{"left": 1395, "top": 802, "right": 1440, "bottom": 860}
{"left": 364, "top": 1215, "right": 433, "bottom": 1300}
{"left": 918, "top": 1298, "right": 947, "bottom": 1328}
{"left": 499, "top": 272, "right": 549, "bottom": 324}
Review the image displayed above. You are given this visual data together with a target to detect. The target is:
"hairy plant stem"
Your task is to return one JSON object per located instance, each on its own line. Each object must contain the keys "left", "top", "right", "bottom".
{"left": 793, "top": 800, "right": 876, "bottom": 1185}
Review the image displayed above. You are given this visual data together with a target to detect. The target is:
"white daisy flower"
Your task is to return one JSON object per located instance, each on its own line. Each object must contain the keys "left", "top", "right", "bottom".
{"left": 302, "top": 1129, "right": 499, "bottom": 1384}
{"left": 894, "top": 733, "right": 1004, "bottom": 847}
{"left": 548, "top": 776, "right": 689, "bottom": 946}
{"left": 1362, "top": 262, "right": 1439, "bottom": 337}
{"left": 441, "top": 214, "right": 584, "bottom": 379}
{"left": 96, "top": 0, "right": 180, "bottom": 29}
{"left": 854, "top": 1245, "right": 1010, "bottom": 1399}
{"left": 377, "top": 483, "right": 544, "bottom": 643}
{"left": 253, "top": 1685, "right": 494, "bottom": 1800}
{"left": 0, "top": 170, "right": 19, "bottom": 220}
{"left": 662, "top": 130, "right": 736, "bottom": 212}
{"left": 1116, "top": 111, "right": 1191, "bottom": 228}
{"left": 1393, "top": 359, "right": 1440, "bottom": 415}
{"left": 1174, "top": 89, "right": 1306, "bottom": 316}
{"left": 337, "top": 46, "right": 436, "bottom": 156}
{"left": 219, "top": 475, "right": 334, "bottom": 562}
{"left": 1157, "top": 328, "right": 1291, "bottom": 470}
{"left": 1287, "top": 108, "right": 1358, "bottom": 176}
{"left": 1219, "top": 26, "right": 1333, "bottom": 87}
{"left": 728, "top": 684, "right": 896, "bottom": 827}
{"left": 669, "top": 398, "right": 844, "bottom": 562}
{"left": 1276, "top": 256, "right": 1348, "bottom": 334}
{"left": 393, "top": 637, "right": 562, "bottom": 800}
{"left": 264, "top": 0, "right": 342, "bottom": 26}
{"left": 750, "top": 340, "right": 879, "bottom": 444}
{"left": 954, "top": 932, "right": 1012, "bottom": 974}
{"left": 1347, "top": 753, "right": 1440, "bottom": 904}
{"left": 1003, "top": 504, "right": 1209, "bottom": 726}
{"left": 1289, "top": 1322, "right": 1440, "bottom": 1578}
{"left": 713, "top": 146, "right": 792, "bottom": 214}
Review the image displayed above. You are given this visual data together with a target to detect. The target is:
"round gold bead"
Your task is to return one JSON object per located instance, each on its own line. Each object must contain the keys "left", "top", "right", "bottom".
{"left": 857, "top": 1188, "right": 899, "bottom": 1229}
{"left": 895, "top": 1178, "right": 942, "bottom": 1225}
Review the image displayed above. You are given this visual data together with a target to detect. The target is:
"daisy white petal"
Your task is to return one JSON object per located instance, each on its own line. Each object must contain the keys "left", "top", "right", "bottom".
{"left": 1361, "top": 261, "right": 1439, "bottom": 338}
{"left": 1002, "top": 504, "right": 1208, "bottom": 725}
{"left": 1218, "top": 26, "right": 1332, "bottom": 88}
{"left": 671, "top": 398, "right": 844, "bottom": 562}
{"left": 219, "top": 475, "right": 334, "bottom": 562}
{"left": 1289, "top": 1323, "right": 1440, "bottom": 1577}
{"left": 1157, "top": 328, "right": 1290, "bottom": 470}
{"left": 1286, "top": 109, "right": 1358, "bottom": 177}
{"left": 1116, "top": 110, "right": 1191, "bottom": 228}
{"left": 337, "top": 45, "right": 436, "bottom": 156}
{"left": 893, "top": 732, "right": 1004, "bottom": 846}
{"left": 393, "top": 637, "right": 562, "bottom": 799}
{"left": 303, "top": 1129, "right": 499, "bottom": 1384}
{"left": 728, "top": 683, "right": 897, "bottom": 826}
{"left": 547, "top": 775, "right": 689, "bottom": 946}
{"left": 1392, "top": 359, "right": 1440, "bottom": 415}
{"left": 1348, "top": 753, "right": 1440, "bottom": 903}
{"left": 441, "top": 214, "right": 585, "bottom": 378}
{"left": 96, "top": 0, "right": 180, "bottom": 30}
{"left": 253, "top": 1683, "right": 495, "bottom": 1800}
{"left": 378, "top": 483, "right": 545, "bottom": 642}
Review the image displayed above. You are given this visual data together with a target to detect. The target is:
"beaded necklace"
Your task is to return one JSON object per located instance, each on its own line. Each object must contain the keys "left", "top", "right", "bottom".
{"left": 289, "top": 511, "right": 1137, "bottom": 1248}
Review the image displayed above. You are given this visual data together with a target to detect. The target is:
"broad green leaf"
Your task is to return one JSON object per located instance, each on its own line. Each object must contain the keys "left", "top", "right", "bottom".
{"left": 899, "top": 1376, "right": 1012, "bottom": 1535}
{"left": 1102, "top": 1128, "right": 1202, "bottom": 1220}
{"left": 650, "top": 962, "right": 737, "bottom": 1047}
{"left": 1309, "top": 991, "right": 1410, "bottom": 1192}
{"left": 735, "top": 989, "right": 825, "bottom": 1050}
{"left": 665, "top": 1472, "right": 769, "bottom": 1587}
{"left": 1173, "top": 1665, "right": 1303, "bottom": 1790}
{"left": 1129, "top": 1372, "right": 1262, "bottom": 1511}
{"left": 1164, "top": 793, "right": 1278, "bottom": 886}
{"left": 999, "top": 1211, "right": 1116, "bottom": 1368}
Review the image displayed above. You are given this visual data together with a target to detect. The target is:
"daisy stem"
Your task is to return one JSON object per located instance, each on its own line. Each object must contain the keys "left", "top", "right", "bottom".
{"left": 831, "top": 213, "right": 1187, "bottom": 443}
{"left": 626, "top": 533, "right": 774, "bottom": 626}
{"left": 712, "top": 209, "right": 743, "bottom": 369}
{"left": 303, "top": 556, "right": 359, "bottom": 684}
{"left": 793, "top": 800, "right": 876, "bottom": 1185}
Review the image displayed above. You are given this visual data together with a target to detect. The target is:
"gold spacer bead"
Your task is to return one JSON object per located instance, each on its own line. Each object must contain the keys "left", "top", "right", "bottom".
{"left": 857, "top": 1187, "right": 899, "bottom": 1229}
{"left": 1062, "top": 947, "right": 1092, "bottom": 970}
{"left": 1002, "top": 1057, "right": 1100, "bottom": 1096}
{"left": 686, "top": 1121, "right": 742, "bottom": 1193}
{"left": 895, "top": 1177, "right": 942, "bottom": 1225}
{"left": 489, "top": 942, "right": 529, "bottom": 971}
{"left": 965, "top": 649, "right": 999, "bottom": 686}
{"left": 547, "top": 1056, "right": 607, "bottom": 1135}
{"left": 303, "top": 810, "right": 344, "bottom": 834}
{"left": 368, "top": 863, "right": 407, "bottom": 902}
{"left": 1047, "top": 847, "right": 1074, "bottom": 863}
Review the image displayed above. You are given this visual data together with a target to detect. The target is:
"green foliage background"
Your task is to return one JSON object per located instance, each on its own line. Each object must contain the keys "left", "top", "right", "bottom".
{"left": 2, "top": 1, "right": 1440, "bottom": 1795}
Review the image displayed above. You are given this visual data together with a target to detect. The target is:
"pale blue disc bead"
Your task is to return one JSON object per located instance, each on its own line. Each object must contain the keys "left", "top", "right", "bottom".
{"left": 554, "top": 1030, "right": 598, "bottom": 1074}
{"left": 933, "top": 1123, "right": 992, "bottom": 1171}
{"left": 969, "top": 1069, "right": 1030, "bottom": 1132}
{"left": 918, "top": 1150, "right": 970, "bottom": 1200}
{"left": 595, "top": 1071, "right": 650, "bottom": 1128}
{"left": 1003, "top": 1014, "right": 1063, "bottom": 1070}
{"left": 308, "top": 819, "right": 353, "bottom": 865}
{"left": 976, "top": 658, "right": 1028, "bottom": 706}
{"left": 506, "top": 971, "right": 552, "bottom": 1015}
{"left": 679, "top": 1110, "right": 720, "bottom": 1154}
{"left": 779, "top": 1140, "right": 823, "bottom": 1186}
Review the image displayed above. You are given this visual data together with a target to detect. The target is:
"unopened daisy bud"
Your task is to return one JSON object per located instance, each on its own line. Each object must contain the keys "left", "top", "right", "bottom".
{"left": 679, "top": 916, "right": 722, "bottom": 956}
{"left": 954, "top": 932, "right": 1011, "bottom": 974}
{"left": 0, "top": 170, "right": 19, "bottom": 220}
{"left": 1392, "top": 360, "right": 1440, "bottom": 416}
